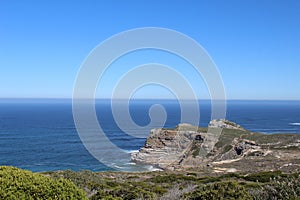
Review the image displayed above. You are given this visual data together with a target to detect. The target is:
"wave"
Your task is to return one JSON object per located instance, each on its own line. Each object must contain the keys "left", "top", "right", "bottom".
{"left": 109, "top": 162, "right": 162, "bottom": 172}
{"left": 122, "top": 149, "right": 139, "bottom": 153}
{"left": 289, "top": 123, "right": 300, "bottom": 126}
{"left": 113, "top": 165, "right": 126, "bottom": 169}
{"left": 126, "top": 162, "right": 136, "bottom": 166}
{"left": 146, "top": 165, "right": 163, "bottom": 172}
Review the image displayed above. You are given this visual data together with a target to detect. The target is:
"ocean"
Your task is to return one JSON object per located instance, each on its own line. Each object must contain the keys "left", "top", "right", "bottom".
{"left": 0, "top": 99, "right": 299, "bottom": 172}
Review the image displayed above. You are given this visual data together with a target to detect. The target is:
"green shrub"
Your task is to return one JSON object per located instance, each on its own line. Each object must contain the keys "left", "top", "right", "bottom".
{"left": 185, "top": 181, "right": 252, "bottom": 200}
{"left": 222, "top": 144, "right": 233, "bottom": 154}
{"left": 198, "top": 176, "right": 221, "bottom": 184}
{"left": 243, "top": 171, "right": 283, "bottom": 183}
{"left": 0, "top": 166, "right": 87, "bottom": 200}
{"left": 149, "top": 174, "right": 197, "bottom": 184}
{"left": 192, "top": 147, "right": 200, "bottom": 158}
{"left": 258, "top": 174, "right": 300, "bottom": 200}
{"left": 190, "top": 141, "right": 202, "bottom": 158}
{"left": 91, "top": 183, "right": 157, "bottom": 200}
{"left": 219, "top": 173, "right": 242, "bottom": 179}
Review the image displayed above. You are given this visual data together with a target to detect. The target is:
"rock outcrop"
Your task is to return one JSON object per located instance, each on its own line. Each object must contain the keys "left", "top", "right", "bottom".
{"left": 209, "top": 119, "right": 245, "bottom": 130}
{"left": 131, "top": 119, "right": 300, "bottom": 172}
{"left": 131, "top": 119, "right": 241, "bottom": 169}
{"left": 131, "top": 123, "right": 203, "bottom": 169}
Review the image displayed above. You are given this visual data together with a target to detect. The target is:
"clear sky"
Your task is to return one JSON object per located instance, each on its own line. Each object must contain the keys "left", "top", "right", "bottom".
{"left": 1, "top": 0, "right": 300, "bottom": 100}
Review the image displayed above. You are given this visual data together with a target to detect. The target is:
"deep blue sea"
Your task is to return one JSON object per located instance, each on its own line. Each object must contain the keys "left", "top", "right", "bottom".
{"left": 0, "top": 99, "right": 299, "bottom": 172}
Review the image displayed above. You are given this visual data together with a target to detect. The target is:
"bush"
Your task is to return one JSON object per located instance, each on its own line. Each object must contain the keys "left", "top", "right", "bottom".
{"left": 243, "top": 171, "right": 283, "bottom": 183}
{"left": 222, "top": 144, "right": 233, "bottom": 154}
{"left": 149, "top": 174, "right": 197, "bottom": 184}
{"left": 91, "top": 183, "right": 157, "bottom": 200}
{"left": 0, "top": 166, "right": 87, "bottom": 200}
{"left": 185, "top": 181, "right": 252, "bottom": 200}
{"left": 259, "top": 174, "right": 300, "bottom": 199}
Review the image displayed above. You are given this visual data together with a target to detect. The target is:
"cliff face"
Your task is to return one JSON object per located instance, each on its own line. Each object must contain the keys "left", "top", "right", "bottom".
{"left": 131, "top": 123, "right": 202, "bottom": 169}
{"left": 131, "top": 120, "right": 300, "bottom": 173}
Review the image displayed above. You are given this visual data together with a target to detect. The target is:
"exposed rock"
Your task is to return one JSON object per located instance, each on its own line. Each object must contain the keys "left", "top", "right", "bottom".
{"left": 213, "top": 167, "right": 237, "bottom": 173}
{"left": 131, "top": 124, "right": 203, "bottom": 169}
{"left": 131, "top": 120, "right": 230, "bottom": 169}
{"left": 209, "top": 119, "right": 245, "bottom": 130}
{"left": 131, "top": 119, "right": 300, "bottom": 173}
{"left": 214, "top": 138, "right": 262, "bottom": 162}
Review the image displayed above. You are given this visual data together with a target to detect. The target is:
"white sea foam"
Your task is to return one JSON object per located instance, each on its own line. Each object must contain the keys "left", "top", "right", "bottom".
{"left": 147, "top": 165, "right": 163, "bottom": 172}
{"left": 113, "top": 165, "right": 124, "bottom": 169}
{"left": 289, "top": 123, "right": 300, "bottom": 126}
{"left": 122, "top": 149, "right": 139, "bottom": 153}
{"left": 126, "top": 162, "right": 136, "bottom": 165}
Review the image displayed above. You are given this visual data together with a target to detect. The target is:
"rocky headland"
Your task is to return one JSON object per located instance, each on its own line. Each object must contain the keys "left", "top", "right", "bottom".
{"left": 131, "top": 119, "right": 300, "bottom": 173}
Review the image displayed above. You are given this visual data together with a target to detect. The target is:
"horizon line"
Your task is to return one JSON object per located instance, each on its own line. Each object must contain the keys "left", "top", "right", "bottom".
{"left": 0, "top": 98, "right": 300, "bottom": 101}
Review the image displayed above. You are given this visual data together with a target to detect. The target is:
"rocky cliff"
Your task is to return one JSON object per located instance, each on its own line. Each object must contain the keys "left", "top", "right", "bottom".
{"left": 131, "top": 123, "right": 201, "bottom": 169}
{"left": 131, "top": 119, "right": 300, "bottom": 173}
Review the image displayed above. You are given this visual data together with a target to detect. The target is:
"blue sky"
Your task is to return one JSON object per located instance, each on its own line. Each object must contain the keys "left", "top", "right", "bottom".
{"left": 1, "top": 0, "right": 300, "bottom": 100}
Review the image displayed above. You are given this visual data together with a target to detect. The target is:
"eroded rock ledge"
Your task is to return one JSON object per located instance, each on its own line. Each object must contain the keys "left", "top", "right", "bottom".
{"left": 131, "top": 119, "right": 300, "bottom": 173}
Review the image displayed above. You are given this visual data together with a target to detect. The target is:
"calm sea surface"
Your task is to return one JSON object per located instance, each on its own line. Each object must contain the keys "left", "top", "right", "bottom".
{"left": 0, "top": 99, "right": 299, "bottom": 172}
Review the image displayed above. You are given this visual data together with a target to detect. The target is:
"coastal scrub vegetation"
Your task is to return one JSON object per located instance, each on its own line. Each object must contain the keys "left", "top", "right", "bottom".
{"left": 1, "top": 166, "right": 299, "bottom": 199}
{"left": 46, "top": 169, "right": 299, "bottom": 199}
{"left": 0, "top": 166, "right": 87, "bottom": 200}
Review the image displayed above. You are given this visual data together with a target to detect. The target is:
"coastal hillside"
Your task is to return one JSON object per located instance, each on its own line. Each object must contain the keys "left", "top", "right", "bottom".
{"left": 131, "top": 119, "right": 300, "bottom": 173}
{"left": 1, "top": 120, "right": 299, "bottom": 199}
